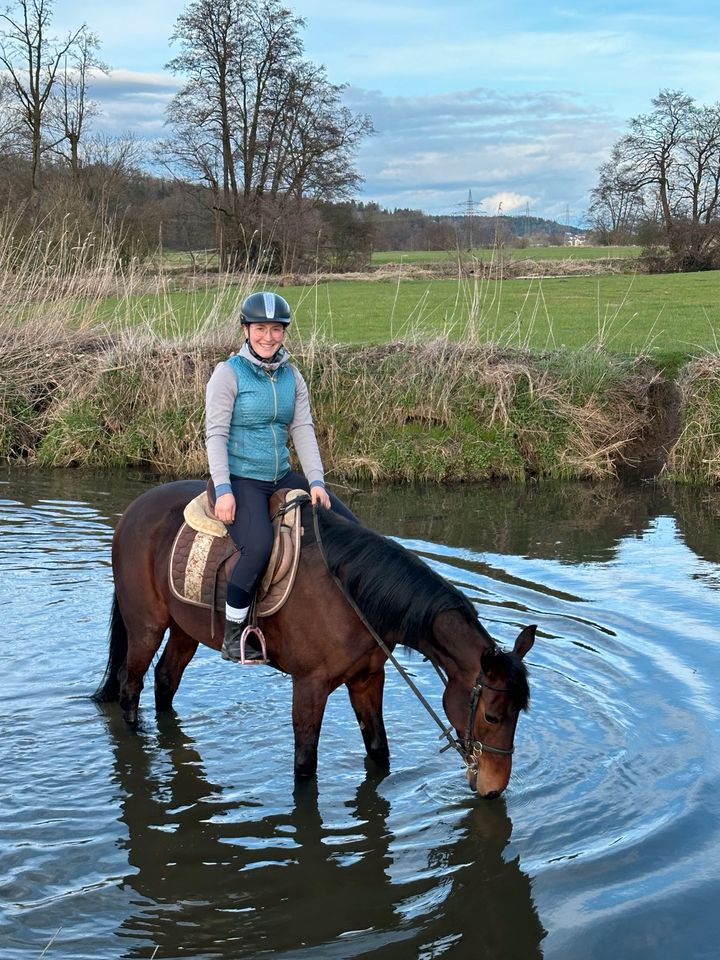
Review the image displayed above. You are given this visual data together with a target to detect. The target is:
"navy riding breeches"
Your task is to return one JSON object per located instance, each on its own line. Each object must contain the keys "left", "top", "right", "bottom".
{"left": 224, "top": 471, "right": 356, "bottom": 609}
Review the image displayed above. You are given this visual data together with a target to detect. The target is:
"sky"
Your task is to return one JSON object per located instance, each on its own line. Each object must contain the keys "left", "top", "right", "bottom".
{"left": 50, "top": 0, "right": 720, "bottom": 224}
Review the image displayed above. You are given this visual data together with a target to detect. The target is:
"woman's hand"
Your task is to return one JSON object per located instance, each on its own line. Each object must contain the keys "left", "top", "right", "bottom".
{"left": 213, "top": 491, "right": 236, "bottom": 524}
{"left": 310, "top": 485, "right": 331, "bottom": 510}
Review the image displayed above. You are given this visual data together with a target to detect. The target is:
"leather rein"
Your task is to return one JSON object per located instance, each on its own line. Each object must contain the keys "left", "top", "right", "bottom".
{"left": 311, "top": 505, "right": 515, "bottom": 767}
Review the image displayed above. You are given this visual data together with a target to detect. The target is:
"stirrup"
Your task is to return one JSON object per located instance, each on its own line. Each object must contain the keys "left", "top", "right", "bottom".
{"left": 239, "top": 624, "right": 269, "bottom": 665}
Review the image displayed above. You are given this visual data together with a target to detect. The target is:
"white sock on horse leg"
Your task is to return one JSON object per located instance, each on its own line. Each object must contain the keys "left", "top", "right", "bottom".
{"left": 226, "top": 604, "right": 250, "bottom": 623}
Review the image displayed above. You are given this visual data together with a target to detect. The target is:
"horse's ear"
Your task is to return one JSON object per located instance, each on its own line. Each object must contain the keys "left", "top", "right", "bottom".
{"left": 480, "top": 644, "right": 502, "bottom": 673}
{"left": 513, "top": 625, "right": 536, "bottom": 659}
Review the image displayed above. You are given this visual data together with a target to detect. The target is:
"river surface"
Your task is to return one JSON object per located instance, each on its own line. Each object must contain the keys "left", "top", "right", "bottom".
{"left": 1, "top": 468, "right": 719, "bottom": 960}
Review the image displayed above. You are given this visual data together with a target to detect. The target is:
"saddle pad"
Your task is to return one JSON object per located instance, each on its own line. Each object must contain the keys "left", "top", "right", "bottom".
{"left": 169, "top": 524, "right": 237, "bottom": 608}
{"left": 169, "top": 489, "right": 308, "bottom": 616}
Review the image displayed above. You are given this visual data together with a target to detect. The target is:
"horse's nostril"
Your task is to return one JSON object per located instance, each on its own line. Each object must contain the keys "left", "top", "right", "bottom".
{"left": 482, "top": 790, "right": 501, "bottom": 800}
{"left": 485, "top": 713, "right": 499, "bottom": 725}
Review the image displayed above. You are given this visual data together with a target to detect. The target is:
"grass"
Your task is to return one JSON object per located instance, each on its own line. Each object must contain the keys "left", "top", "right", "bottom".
{"left": 370, "top": 246, "right": 643, "bottom": 265}
{"left": 72, "top": 269, "right": 720, "bottom": 375}
{"left": 282, "top": 272, "right": 719, "bottom": 373}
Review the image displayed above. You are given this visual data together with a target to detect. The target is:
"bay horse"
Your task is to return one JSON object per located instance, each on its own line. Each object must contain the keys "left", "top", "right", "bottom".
{"left": 94, "top": 480, "right": 536, "bottom": 798}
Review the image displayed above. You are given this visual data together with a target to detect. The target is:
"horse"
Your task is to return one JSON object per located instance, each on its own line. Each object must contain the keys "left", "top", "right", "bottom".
{"left": 93, "top": 480, "right": 537, "bottom": 798}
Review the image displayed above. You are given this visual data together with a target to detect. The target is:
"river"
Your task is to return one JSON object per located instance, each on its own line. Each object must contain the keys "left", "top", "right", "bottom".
{"left": 1, "top": 468, "right": 719, "bottom": 959}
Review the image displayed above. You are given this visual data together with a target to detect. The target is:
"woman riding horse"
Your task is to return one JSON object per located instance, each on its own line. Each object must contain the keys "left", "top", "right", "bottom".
{"left": 205, "top": 291, "right": 356, "bottom": 661}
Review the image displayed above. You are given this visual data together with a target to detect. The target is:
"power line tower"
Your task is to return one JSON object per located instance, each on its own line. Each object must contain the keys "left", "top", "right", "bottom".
{"left": 465, "top": 190, "right": 478, "bottom": 250}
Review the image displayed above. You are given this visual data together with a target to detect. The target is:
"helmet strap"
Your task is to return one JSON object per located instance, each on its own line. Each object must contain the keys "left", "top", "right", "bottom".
{"left": 245, "top": 339, "right": 285, "bottom": 366}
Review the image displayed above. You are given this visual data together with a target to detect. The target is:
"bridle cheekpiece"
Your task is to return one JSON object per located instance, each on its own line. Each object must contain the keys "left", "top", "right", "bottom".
{"left": 464, "top": 671, "right": 516, "bottom": 758}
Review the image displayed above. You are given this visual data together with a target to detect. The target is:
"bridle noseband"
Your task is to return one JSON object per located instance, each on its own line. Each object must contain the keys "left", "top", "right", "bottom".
{"left": 464, "top": 672, "right": 515, "bottom": 757}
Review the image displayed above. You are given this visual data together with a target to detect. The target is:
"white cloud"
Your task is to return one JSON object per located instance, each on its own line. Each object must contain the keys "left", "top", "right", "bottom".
{"left": 482, "top": 192, "right": 537, "bottom": 215}
{"left": 88, "top": 70, "right": 180, "bottom": 135}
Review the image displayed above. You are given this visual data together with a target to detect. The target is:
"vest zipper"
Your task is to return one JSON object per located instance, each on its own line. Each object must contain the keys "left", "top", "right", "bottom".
{"left": 268, "top": 371, "right": 280, "bottom": 480}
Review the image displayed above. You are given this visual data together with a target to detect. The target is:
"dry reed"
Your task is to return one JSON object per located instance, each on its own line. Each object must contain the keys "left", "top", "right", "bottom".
{"left": 0, "top": 222, "right": 711, "bottom": 484}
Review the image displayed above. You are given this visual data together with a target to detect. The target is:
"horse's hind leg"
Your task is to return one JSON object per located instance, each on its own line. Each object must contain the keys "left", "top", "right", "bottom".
{"left": 346, "top": 669, "right": 390, "bottom": 769}
{"left": 155, "top": 623, "right": 199, "bottom": 712}
{"left": 118, "top": 619, "right": 167, "bottom": 725}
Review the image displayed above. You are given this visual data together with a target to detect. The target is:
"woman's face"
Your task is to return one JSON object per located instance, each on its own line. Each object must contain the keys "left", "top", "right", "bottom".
{"left": 244, "top": 322, "right": 286, "bottom": 359}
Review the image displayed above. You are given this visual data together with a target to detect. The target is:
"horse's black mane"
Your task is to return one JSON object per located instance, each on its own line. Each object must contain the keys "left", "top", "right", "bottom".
{"left": 314, "top": 506, "right": 484, "bottom": 647}
{"left": 313, "top": 508, "right": 530, "bottom": 711}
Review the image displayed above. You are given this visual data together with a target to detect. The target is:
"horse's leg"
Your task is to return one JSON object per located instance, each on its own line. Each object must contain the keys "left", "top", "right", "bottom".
{"left": 346, "top": 669, "right": 390, "bottom": 769}
{"left": 117, "top": 614, "right": 167, "bottom": 725}
{"left": 154, "top": 623, "right": 199, "bottom": 712}
{"left": 291, "top": 676, "right": 330, "bottom": 778}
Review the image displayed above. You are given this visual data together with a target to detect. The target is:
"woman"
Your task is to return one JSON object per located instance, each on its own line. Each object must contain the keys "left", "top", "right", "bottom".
{"left": 205, "top": 291, "right": 356, "bottom": 662}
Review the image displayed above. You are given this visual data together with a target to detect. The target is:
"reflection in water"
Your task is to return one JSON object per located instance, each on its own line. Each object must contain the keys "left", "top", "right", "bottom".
{"left": 350, "top": 479, "right": 720, "bottom": 567}
{"left": 106, "top": 710, "right": 545, "bottom": 959}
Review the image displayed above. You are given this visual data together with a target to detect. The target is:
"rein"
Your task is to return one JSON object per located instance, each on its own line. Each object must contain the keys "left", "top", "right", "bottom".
{"left": 311, "top": 507, "right": 514, "bottom": 766}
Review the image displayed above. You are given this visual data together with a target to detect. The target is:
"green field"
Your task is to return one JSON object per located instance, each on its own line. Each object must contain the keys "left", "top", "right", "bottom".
{"left": 285, "top": 271, "right": 719, "bottom": 371}
{"left": 370, "top": 246, "right": 643, "bottom": 265}
{"left": 87, "top": 268, "right": 720, "bottom": 374}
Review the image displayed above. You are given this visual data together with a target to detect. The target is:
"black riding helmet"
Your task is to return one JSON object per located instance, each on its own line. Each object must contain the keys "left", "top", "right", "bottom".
{"left": 241, "top": 291, "right": 292, "bottom": 326}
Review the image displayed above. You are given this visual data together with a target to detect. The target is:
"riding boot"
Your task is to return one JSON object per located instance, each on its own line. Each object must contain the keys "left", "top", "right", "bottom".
{"left": 221, "top": 619, "right": 268, "bottom": 663}
{"left": 221, "top": 618, "right": 245, "bottom": 662}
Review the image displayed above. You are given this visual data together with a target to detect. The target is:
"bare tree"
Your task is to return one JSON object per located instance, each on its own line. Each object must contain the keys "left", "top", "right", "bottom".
{"left": 0, "top": 0, "right": 85, "bottom": 197}
{"left": 592, "top": 89, "right": 720, "bottom": 268}
{"left": 49, "top": 28, "right": 108, "bottom": 177}
{"left": 619, "top": 89, "right": 693, "bottom": 235}
{"left": 160, "top": 0, "right": 372, "bottom": 270}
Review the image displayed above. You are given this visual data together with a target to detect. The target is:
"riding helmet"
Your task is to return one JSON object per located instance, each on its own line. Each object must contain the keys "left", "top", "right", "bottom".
{"left": 240, "top": 291, "right": 292, "bottom": 326}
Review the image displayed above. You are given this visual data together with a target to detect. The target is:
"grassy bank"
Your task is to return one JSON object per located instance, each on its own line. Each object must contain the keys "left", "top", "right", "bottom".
{"left": 1, "top": 316, "right": 718, "bottom": 484}
{"left": 81, "top": 271, "right": 720, "bottom": 376}
{"left": 0, "top": 231, "right": 718, "bottom": 485}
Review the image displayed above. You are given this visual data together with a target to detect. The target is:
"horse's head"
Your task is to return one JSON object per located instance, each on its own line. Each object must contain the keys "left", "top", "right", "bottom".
{"left": 461, "top": 625, "right": 536, "bottom": 799}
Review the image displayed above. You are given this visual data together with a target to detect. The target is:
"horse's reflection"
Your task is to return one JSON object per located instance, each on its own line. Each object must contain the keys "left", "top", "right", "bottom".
{"left": 106, "top": 710, "right": 545, "bottom": 958}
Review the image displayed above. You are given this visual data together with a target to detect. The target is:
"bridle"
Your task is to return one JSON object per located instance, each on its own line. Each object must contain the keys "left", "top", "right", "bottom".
{"left": 464, "top": 672, "right": 516, "bottom": 757}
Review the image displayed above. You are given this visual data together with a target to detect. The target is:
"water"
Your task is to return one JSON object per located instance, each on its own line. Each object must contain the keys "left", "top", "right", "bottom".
{"left": 1, "top": 469, "right": 719, "bottom": 959}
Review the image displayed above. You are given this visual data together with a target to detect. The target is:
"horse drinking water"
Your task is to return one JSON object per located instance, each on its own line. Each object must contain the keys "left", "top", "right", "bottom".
{"left": 94, "top": 480, "right": 536, "bottom": 798}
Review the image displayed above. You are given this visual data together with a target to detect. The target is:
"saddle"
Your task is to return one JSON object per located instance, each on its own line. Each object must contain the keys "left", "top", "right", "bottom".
{"left": 168, "top": 487, "right": 309, "bottom": 623}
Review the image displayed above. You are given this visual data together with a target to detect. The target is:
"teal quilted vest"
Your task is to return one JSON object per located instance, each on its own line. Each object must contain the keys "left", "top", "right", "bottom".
{"left": 226, "top": 354, "right": 297, "bottom": 480}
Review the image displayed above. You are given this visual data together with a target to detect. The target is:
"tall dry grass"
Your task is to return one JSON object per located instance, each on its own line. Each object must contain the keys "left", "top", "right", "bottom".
{"left": 669, "top": 356, "right": 720, "bottom": 483}
{"left": 0, "top": 221, "right": 711, "bottom": 483}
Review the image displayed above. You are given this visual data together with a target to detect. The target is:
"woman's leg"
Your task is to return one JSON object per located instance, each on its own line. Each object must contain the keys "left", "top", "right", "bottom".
{"left": 222, "top": 477, "right": 275, "bottom": 661}
{"left": 226, "top": 477, "right": 275, "bottom": 609}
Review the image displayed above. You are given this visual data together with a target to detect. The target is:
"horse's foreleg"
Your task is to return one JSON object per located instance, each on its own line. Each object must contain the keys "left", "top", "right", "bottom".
{"left": 154, "top": 624, "right": 198, "bottom": 711}
{"left": 346, "top": 669, "right": 390, "bottom": 769}
{"left": 291, "top": 676, "right": 330, "bottom": 778}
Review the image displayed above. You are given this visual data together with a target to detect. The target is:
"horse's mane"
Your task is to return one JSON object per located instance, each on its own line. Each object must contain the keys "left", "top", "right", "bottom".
{"left": 313, "top": 508, "right": 531, "bottom": 711}
{"left": 314, "top": 507, "right": 484, "bottom": 648}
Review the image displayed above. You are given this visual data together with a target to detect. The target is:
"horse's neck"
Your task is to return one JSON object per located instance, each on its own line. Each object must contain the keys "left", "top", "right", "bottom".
{"left": 414, "top": 610, "right": 489, "bottom": 682}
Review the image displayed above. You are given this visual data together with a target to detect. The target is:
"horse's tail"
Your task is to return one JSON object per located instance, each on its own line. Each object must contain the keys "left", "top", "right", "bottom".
{"left": 92, "top": 591, "right": 127, "bottom": 703}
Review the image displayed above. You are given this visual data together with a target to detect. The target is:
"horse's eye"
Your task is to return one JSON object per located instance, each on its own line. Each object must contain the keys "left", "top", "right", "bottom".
{"left": 485, "top": 713, "right": 499, "bottom": 725}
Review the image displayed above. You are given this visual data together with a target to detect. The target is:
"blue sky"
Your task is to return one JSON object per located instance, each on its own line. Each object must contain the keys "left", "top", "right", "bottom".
{"left": 52, "top": 0, "right": 720, "bottom": 223}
